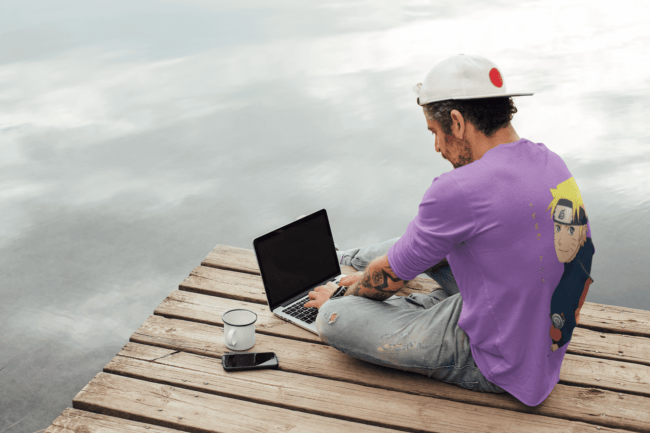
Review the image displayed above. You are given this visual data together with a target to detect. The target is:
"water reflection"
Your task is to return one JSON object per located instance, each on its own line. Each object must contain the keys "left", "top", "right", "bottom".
{"left": 1, "top": 0, "right": 649, "bottom": 431}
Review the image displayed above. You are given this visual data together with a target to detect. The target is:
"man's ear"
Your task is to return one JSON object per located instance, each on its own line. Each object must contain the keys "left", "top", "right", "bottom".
{"left": 449, "top": 109, "right": 465, "bottom": 140}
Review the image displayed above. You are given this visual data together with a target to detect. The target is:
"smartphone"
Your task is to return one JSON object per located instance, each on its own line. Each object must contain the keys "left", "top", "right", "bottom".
{"left": 222, "top": 352, "right": 279, "bottom": 371}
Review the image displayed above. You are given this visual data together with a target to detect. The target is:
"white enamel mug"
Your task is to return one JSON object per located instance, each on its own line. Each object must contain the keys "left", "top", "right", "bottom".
{"left": 222, "top": 309, "right": 258, "bottom": 351}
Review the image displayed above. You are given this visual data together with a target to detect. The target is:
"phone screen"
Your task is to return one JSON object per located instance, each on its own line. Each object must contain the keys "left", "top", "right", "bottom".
{"left": 223, "top": 352, "right": 277, "bottom": 368}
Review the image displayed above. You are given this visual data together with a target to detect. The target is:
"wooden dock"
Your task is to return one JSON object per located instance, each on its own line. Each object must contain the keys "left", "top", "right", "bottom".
{"left": 45, "top": 245, "right": 650, "bottom": 433}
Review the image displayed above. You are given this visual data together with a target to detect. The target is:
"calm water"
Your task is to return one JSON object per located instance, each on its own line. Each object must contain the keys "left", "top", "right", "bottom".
{"left": 1, "top": 1, "right": 649, "bottom": 431}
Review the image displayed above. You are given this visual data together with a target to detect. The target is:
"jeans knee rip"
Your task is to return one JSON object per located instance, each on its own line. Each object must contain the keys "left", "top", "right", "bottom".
{"left": 328, "top": 313, "right": 338, "bottom": 324}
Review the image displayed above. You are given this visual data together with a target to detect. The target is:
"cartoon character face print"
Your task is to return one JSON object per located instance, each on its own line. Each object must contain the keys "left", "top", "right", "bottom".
{"left": 552, "top": 201, "right": 587, "bottom": 263}
{"left": 547, "top": 179, "right": 589, "bottom": 263}
{"left": 553, "top": 222, "right": 585, "bottom": 263}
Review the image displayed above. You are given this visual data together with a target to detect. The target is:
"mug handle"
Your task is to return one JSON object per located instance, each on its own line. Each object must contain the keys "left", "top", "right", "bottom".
{"left": 227, "top": 328, "right": 237, "bottom": 346}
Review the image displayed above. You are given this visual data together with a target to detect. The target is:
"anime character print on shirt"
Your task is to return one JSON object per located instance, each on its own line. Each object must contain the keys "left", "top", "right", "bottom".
{"left": 547, "top": 177, "right": 595, "bottom": 353}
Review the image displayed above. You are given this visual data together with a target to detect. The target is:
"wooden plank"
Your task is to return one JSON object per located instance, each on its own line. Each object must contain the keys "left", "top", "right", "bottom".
{"left": 73, "top": 372, "right": 395, "bottom": 433}
{"left": 202, "top": 245, "right": 650, "bottom": 338}
{"left": 180, "top": 266, "right": 267, "bottom": 304}
{"left": 578, "top": 303, "right": 650, "bottom": 338}
{"left": 129, "top": 316, "right": 650, "bottom": 414}
{"left": 560, "top": 354, "right": 650, "bottom": 396}
{"left": 104, "top": 346, "right": 638, "bottom": 433}
{"left": 45, "top": 408, "right": 181, "bottom": 433}
{"left": 154, "top": 290, "right": 650, "bottom": 367}
{"left": 201, "top": 244, "right": 260, "bottom": 275}
{"left": 155, "top": 289, "right": 319, "bottom": 343}
{"left": 569, "top": 328, "right": 650, "bottom": 367}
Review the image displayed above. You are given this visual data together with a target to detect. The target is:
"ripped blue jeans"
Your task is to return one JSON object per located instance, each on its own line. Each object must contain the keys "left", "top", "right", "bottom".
{"left": 317, "top": 237, "right": 505, "bottom": 394}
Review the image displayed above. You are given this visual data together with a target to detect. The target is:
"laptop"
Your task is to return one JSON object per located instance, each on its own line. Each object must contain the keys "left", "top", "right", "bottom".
{"left": 253, "top": 209, "right": 346, "bottom": 334}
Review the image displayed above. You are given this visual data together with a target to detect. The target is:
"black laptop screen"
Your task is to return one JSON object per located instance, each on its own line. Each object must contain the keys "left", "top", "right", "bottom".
{"left": 253, "top": 210, "right": 340, "bottom": 309}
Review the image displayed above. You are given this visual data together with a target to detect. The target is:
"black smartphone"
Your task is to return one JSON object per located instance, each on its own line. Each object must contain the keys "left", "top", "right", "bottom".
{"left": 222, "top": 352, "right": 279, "bottom": 371}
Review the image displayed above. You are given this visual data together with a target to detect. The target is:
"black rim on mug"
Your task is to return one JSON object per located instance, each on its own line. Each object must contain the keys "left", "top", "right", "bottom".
{"left": 222, "top": 309, "right": 258, "bottom": 327}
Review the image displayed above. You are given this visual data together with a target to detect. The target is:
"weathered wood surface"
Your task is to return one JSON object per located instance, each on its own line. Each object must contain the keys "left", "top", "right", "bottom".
{"left": 155, "top": 289, "right": 318, "bottom": 343}
{"left": 182, "top": 264, "right": 438, "bottom": 303}
{"left": 131, "top": 315, "right": 650, "bottom": 397}
{"left": 578, "top": 303, "right": 650, "bottom": 338}
{"left": 45, "top": 243, "right": 650, "bottom": 433}
{"left": 201, "top": 244, "right": 261, "bottom": 275}
{"left": 560, "top": 355, "right": 650, "bottom": 396}
{"left": 202, "top": 245, "right": 650, "bottom": 337}
{"left": 129, "top": 316, "right": 650, "bottom": 430}
{"left": 44, "top": 408, "right": 180, "bottom": 433}
{"left": 180, "top": 266, "right": 267, "bottom": 303}
{"left": 103, "top": 345, "right": 637, "bottom": 433}
{"left": 202, "top": 245, "right": 650, "bottom": 338}
{"left": 568, "top": 328, "right": 650, "bottom": 366}
{"left": 113, "top": 342, "right": 650, "bottom": 432}
{"left": 73, "top": 373, "right": 395, "bottom": 433}
{"left": 156, "top": 289, "right": 650, "bottom": 367}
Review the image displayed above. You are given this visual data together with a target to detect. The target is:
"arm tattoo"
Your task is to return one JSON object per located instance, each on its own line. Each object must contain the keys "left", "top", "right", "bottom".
{"left": 370, "top": 269, "right": 401, "bottom": 290}
{"left": 346, "top": 257, "right": 406, "bottom": 302}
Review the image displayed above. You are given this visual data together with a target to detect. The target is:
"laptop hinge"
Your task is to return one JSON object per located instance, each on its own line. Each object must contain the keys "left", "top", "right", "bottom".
{"left": 278, "top": 277, "right": 339, "bottom": 307}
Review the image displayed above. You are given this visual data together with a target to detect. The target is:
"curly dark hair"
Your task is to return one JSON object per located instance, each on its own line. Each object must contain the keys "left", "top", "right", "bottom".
{"left": 421, "top": 97, "right": 518, "bottom": 137}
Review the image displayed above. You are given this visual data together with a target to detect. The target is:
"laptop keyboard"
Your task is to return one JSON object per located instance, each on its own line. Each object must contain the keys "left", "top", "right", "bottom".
{"left": 283, "top": 296, "right": 319, "bottom": 324}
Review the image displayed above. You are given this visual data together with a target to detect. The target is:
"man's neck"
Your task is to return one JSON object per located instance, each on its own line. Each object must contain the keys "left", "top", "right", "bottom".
{"left": 471, "top": 123, "right": 521, "bottom": 161}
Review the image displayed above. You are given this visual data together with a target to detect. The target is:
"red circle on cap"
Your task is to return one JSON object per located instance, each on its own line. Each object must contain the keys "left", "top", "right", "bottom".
{"left": 489, "top": 68, "right": 503, "bottom": 88}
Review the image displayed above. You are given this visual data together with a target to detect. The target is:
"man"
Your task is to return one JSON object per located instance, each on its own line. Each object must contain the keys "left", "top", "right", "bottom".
{"left": 304, "top": 54, "right": 594, "bottom": 406}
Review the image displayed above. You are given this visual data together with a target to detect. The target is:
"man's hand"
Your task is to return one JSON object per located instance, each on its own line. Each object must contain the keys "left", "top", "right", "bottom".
{"left": 303, "top": 272, "right": 363, "bottom": 310}
{"left": 304, "top": 281, "right": 338, "bottom": 310}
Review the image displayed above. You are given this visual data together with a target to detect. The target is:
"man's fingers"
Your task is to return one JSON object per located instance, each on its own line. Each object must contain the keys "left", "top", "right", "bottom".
{"left": 304, "top": 287, "right": 333, "bottom": 310}
{"left": 304, "top": 296, "right": 321, "bottom": 309}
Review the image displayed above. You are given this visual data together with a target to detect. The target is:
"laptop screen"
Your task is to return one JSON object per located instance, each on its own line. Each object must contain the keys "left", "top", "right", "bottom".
{"left": 253, "top": 209, "right": 340, "bottom": 310}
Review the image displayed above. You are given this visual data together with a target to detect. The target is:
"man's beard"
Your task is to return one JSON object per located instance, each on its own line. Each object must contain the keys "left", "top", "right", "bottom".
{"left": 444, "top": 135, "right": 473, "bottom": 168}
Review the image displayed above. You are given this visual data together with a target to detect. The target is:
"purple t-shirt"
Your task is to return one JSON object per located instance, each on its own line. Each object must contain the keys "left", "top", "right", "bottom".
{"left": 388, "top": 138, "right": 594, "bottom": 406}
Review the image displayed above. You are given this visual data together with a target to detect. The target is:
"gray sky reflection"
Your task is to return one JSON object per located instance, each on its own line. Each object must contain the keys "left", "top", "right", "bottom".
{"left": 1, "top": 0, "right": 650, "bottom": 431}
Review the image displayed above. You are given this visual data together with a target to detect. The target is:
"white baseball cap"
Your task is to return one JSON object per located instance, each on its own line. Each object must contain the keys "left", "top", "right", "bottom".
{"left": 415, "top": 54, "right": 533, "bottom": 105}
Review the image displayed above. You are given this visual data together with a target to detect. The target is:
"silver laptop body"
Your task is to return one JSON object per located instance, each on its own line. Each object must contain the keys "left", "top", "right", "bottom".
{"left": 253, "top": 209, "right": 346, "bottom": 334}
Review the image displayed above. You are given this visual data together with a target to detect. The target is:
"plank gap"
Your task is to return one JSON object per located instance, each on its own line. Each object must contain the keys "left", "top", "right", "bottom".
{"left": 45, "top": 408, "right": 185, "bottom": 433}
{"left": 558, "top": 379, "right": 650, "bottom": 399}
{"left": 178, "top": 283, "right": 267, "bottom": 304}
{"left": 560, "top": 349, "right": 650, "bottom": 368}
{"left": 200, "top": 262, "right": 260, "bottom": 276}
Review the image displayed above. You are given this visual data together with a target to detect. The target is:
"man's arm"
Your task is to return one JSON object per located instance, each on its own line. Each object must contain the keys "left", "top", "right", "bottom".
{"left": 344, "top": 254, "right": 407, "bottom": 301}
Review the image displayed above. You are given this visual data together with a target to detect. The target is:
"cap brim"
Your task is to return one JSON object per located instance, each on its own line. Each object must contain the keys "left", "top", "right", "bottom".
{"left": 418, "top": 92, "right": 534, "bottom": 105}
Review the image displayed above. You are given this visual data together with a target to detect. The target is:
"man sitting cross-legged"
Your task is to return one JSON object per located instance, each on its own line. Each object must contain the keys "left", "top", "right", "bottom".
{"left": 304, "top": 54, "right": 594, "bottom": 407}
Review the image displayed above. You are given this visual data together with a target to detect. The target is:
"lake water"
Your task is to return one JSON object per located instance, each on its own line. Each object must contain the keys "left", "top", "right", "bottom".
{"left": 1, "top": 1, "right": 649, "bottom": 431}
